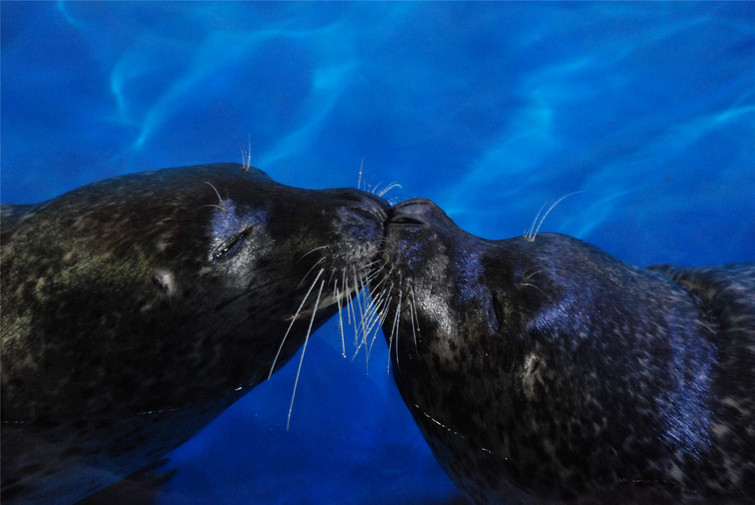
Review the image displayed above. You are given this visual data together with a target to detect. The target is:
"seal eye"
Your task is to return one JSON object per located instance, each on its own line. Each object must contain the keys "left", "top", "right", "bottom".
{"left": 212, "top": 227, "right": 251, "bottom": 263}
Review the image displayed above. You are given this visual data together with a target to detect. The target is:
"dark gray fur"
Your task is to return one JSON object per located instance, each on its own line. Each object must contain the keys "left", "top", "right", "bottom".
{"left": 1, "top": 163, "right": 389, "bottom": 505}
{"left": 373, "top": 198, "right": 754, "bottom": 505}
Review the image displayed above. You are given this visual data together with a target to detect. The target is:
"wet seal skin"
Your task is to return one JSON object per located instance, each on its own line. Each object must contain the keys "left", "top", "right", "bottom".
{"left": 371, "top": 198, "right": 754, "bottom": 505}
{"left": 1, "top": 163, "right": 389, "bottom": 505}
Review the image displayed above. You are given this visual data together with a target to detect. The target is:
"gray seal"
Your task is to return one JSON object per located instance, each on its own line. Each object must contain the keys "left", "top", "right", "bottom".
{"left": 371, "top": 198, "right": 754, "bottom": 504}
{"left": 1, "top": 163, "right": 389, "bottom": 505}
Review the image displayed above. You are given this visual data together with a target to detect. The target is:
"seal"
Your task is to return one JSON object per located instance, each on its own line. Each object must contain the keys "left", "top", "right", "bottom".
{"left": 370, "top": 198, "right": 754, "bottom": 504}
{"left": 1, "top": 163, "right": 389, "bottom": 505}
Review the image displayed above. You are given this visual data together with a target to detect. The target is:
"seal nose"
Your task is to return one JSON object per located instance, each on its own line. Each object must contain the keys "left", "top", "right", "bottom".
{"left": 388, "top": 198, "right": 439, "bottom": 227}
{"left": 336, "top": 189, "right": 391, "bottom": 222}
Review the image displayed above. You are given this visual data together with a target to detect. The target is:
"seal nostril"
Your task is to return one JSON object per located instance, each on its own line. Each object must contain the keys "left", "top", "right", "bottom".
{"left": 393, "top": 198, "right": 434, "bottom": 210}
{"left": 390, "top": 216, "right": 425, "bottom": 226}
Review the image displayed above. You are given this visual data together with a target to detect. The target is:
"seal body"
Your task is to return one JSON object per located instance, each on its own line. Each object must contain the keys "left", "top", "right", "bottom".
{"left": 372, "top": 198, "right": 754, "bottom": 504}
{"left": 1, "top": 163, "right": 388, "bottom": 505}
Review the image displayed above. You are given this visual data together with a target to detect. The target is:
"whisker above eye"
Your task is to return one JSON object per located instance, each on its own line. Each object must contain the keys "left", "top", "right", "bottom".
{"left": 201, "top": 180, "right": 224, "bottom": 205}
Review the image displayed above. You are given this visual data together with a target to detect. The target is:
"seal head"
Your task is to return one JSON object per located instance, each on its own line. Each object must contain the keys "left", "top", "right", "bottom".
{"left": 1, "top": 163, "right": 389, "bottom": 505}
{"left": 372, "top": 198, "right": 754, "bottom": 504}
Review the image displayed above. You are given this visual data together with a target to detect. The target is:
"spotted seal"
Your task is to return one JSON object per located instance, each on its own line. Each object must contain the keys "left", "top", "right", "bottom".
{"left": 1, "top": 163, "right": 389, "bottom": 505}
{"left": 371, "top": 198, "right": 754, "bottom": 504}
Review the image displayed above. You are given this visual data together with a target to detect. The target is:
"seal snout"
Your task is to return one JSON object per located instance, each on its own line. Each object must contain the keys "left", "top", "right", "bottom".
{"left": 337, "top": 190, "right": 391, "bottom": 224}
{"left": 387, "top": 198, "right": 438, "bottom": 228}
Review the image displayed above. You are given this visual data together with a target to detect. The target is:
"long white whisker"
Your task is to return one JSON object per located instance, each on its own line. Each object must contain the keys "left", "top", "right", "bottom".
{"left": 202, "top": 181, "right": 224, "bottom": 205}
{"left": 268, "top": 268, "right": 324, "bottom": 379}
{"left": 367, "top": 289, "right": 392, "bottom": 369}
{"left": 526, "top": 202, "right": 546, "bottom": 240}
{"left": 527, "top": 191, "right": 582, "bottom": 242}
{"left": 368, "top": 262, "right": 396, "bottom": 295}
{"left": 334, "top": 278, "right": 346, "bottom": 357}
{"left": 352, "top": 268, "right": 369, "bottom": 341}
{"left": 408, "top": 284, "right": 419, "bottom": 351}
{"left": 409, "top": 284, "right": 421, "bottom": 348}
{"left": 297, "top": 257, "right": 326, "bottom": 289}
{"left": 340, "top": 269, "right": 351, "bottom": 325}
{"left": 358, "top": 288, "right": 389, "bottom": 348}
{"left": 387, "top": 285, "right": 402, "bottom": 375}
{"left": 357, "top": 158, "right": 364, "bottom": 191}
{"left": 351, "top": 283, "right": 385, "bottom": 362}
{"left": 347, "top": 279, "right": 361, "bottom": 349}
{"left": 299, "top": 245, "right": 330, "bottom": 261}
{"left": 377, "top": 182, "right": 402, "bottom": 198}
{"left": 286, "top": 279, "right": 325, "bottom": 431}
{"left": 240, "top": 134, "right": 253, "bottom": 172}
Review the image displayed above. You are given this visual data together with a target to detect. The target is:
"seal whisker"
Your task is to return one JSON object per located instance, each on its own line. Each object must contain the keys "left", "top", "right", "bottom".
{"left": 269, "top": 268, "right": 325, "bottom": 379}
{"left": 525, "top": 191, "right": 582, "bottom": 242}
{"left": 334, "top": 278, "right": 347, "bottom": 357}
{"left": 286, "top": 279, "right": 325, "bottom": 431}
{"left": 521, "top": 282, "right": 547, "bottom": 296}
{"left": 345, "top": 275, "right": 361, "bottom": 349}
{"left": 526, "top": 202, "right": 547, "bottom": 240}
{"left": 386, "top": 281, "right": 402, "bottom": 374}
{"left": 297, "top": 256, "right": 326, "bottom": 289}
{"left": 201, "top": 180, "right": 224, "bottom": 205}
{"left": 357, "top": 158, "right": 364, "bottom": 191}
{"left": 360, "top": 285, "right": 390, "bottom": 349}
{"left": 339, "top": 269, "right": 350, "bottom": 325}
{"left": 366, "top": 285, "right": 393, "bottom": 366}
{"left": 200, "top": 203, "right": 226, "bottom": 211}
{"left": 408, "top": 283, "right": 420, "bottom": 350}
{"left": 354, "top": 270, "right": 376, "bottom": 340}
{"left": 240, "top": 134, "right": 253, "bottom": 172}
{"left": 351, "top": 287, "right": 385, "bottom": 363}
{"left": 367, "top": 262, "right": 397, "bottom": 295}
{"left": 377, "top": 182, "right": 403, "bottom": 198}
{"left": 299, "top": 245, "right": 330, "bottom": 262}
{"left": 350, "top": 267, "right": 370, "bottom": 350}
{"left": 370, "top": 181, "right": 385, "bottom": 196}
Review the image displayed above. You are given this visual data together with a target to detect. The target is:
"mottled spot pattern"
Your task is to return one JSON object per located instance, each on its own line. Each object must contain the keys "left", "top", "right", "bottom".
{"left": 373, "top": 199, "right": 754, "bottom": 505}
{"left": 1, "top": 163, "right": 389, "bottom": 505}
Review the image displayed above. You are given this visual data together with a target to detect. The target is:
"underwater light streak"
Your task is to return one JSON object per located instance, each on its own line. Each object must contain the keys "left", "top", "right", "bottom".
{"left": 127, "top": 31, "right": 263, "bottom": 149}
{"left": 103, "top": 15, "right": 362, "bottom": 159}
{"left": 56, "top": 1, "right": 82, "bottom": 29}
{"left": 259, "top": 60, "right": 359, "bottom": 168}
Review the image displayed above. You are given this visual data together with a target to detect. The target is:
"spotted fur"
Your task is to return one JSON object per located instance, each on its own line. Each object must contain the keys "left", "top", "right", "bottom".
{"left": 371, "top": 198, "right": 754, "bottom": 505}
{"left": 1, "top": 163, "right": 388, "bottom": 505}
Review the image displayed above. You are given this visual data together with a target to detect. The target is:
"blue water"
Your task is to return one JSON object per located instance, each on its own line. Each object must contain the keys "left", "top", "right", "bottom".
{"left": 2, "top": 3, "right": 754, "bottom": 504}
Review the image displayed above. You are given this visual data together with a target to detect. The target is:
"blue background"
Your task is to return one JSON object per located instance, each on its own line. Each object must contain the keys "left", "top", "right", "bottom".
{"left": 2, "top": 3, "right": 753, "bottom": 504}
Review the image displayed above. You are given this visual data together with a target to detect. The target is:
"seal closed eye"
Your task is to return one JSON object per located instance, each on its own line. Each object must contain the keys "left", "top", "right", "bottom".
{"left": 1, "top": 162, "right": 389, "bottom": 505}
{"left": 212, "top": 226, "right": 252, "bottom": 262}
{"left": 371, "top": 198, "right": 755, "bottom": 505}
